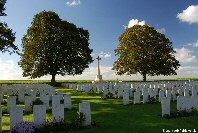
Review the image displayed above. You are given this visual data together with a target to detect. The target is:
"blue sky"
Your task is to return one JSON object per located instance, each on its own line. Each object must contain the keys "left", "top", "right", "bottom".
{"left": 0, "top": 0, "right": 198, "bottom": 80}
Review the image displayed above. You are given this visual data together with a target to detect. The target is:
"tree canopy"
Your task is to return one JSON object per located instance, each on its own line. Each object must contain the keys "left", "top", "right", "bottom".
{"left": 113, "top": 25, "right": 180, "bottom": 81}
{"left": 19, "top": 11, "right": 93, "bottom": 85}
{"left": 0, "top": 0, "right": 6, "bottom": 16}
{"left": 0, "top": 0, "right": 18, "bottom": 54}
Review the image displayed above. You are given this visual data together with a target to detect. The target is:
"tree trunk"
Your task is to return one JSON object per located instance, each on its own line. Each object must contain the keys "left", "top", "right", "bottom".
{"left": 51, "top": 74, "right": 56, "bottom": 86}
{"left": 143, "top": 73, "right": 146, "bottom": 82}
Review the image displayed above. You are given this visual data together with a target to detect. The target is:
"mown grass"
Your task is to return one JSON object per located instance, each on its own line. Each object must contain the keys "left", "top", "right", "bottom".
{"left": 63, "top": 88, "right": 198, "bottom": 133}
{"left": 2, "top": 86, "right": 198, "bottom": 133}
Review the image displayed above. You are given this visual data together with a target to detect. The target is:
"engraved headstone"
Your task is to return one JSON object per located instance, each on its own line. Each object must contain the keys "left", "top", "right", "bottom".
{"left": 161, "top": 97, "right": 170, "bottom": 117}
{"left": 64, "top": 94, "right": 72, "bottom": 110}
{"left": 33, "top": 105, "right": 46, "bottom": 128}
{"left": 10, "top": 106, "right": 23, "bottom": 129}
{"left": 52, "top": 104, "right": 64, "bottom": 122}
{"left": 79, "top": 102, "right": 91, "bottom": 126}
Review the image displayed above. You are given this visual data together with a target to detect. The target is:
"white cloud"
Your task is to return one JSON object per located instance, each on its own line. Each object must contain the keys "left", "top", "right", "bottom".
{"left": 156, "top": 28, "right": 166, "bottom": 34}
{"left": 177, "top": 5, "right": 198, "bottom": 24}
{"left": 91, "top": 53, "right": 95, "bottom": 57}
{"left": 55, "top": 66, "right": 198, "bottom": 80}
{"left": 186, "top": 40, "right": 198, "bottom": 47}
{"left": 175, "top": 47, "right": 197, "bottom": 64}
{"left": 66, "top": 0, "right": 81, "bottom": 6}
{"left": 1, "top": 58, "right": 198, "bottom": 80}
{"left": 193, "top": 40, "right": 198, "bottom": 47}
{"left": 99, "top": 51, "right": 112, "bottom": 59}
{"left": 183, "top": 40, "right": 198, "bottom": 47}
{"left": 128, "top": 19, "right": 146, "bottom": 28}
{"left": 0, "top": 59, "right": 25, "bottom": 80}
{"left": 104, "top": 52, "right": 111, "bottom": 58}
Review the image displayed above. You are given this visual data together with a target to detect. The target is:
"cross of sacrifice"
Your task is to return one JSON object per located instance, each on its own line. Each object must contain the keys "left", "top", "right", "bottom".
{"left": 96, "top": 56, "right": 101, "bottom": 76}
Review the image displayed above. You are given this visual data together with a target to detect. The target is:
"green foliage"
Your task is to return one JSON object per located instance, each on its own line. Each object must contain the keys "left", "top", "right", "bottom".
{"left": 163, "top": 107, "right": 198, "bottom": 119}
{"left": 148, "top": 96, "right": 157, "bottom": 104}
{"left": 32, "top": 98, "right": 43, "bottom": 105}
{"left": 77, "top": 111, "right": 86, "bottom": 126}
{"left": 113, "top": 25, "right": 180, "bottom": 81}
{"left": 0, "top": 0, "right": 19, "bottom": 54}
{"left": 19, "top": 11, "right": 93, "bottom": 85}
{"left": 35, "top": 112, "right": 95, "bottom": 133}
{"left": 60, "top": 99, "right": 64, "bottom": 104}
{"left": 0, "top": 0, "right": 6, "bottom": 16}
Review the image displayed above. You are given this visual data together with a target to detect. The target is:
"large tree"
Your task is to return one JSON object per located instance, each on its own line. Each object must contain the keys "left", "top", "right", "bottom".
{"left": 113, "top": 25, "right": 180, "bottom": 81}
{"left": 0, "top": 0, "right": 18, "bottom": 54}
{"left": 19, "top": 11, "right": 93, "bottom": 85}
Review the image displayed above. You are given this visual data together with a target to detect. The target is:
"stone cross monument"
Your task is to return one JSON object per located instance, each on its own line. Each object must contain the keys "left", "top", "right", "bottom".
{"left": 95, "top": 56, "right": 103, "bottom": 82}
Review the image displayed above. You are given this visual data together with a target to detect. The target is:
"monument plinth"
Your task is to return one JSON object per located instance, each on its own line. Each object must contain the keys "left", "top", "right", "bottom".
{"left": 95, "top": 75, "right": 102, "bottom": 82}
{"left": 94, "top": 56, "right": 103, "bottom": 82}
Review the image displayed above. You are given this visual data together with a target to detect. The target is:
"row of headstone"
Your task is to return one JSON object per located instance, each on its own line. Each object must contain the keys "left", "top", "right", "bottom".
{"left": 63, "top": 80, "right": 198, "bottom": 91}
{"left": 177, "top": 96, "right": 198, "bottom": 111}
{"left": 6, "top": 93, "right": 72, "bottom": 113}
{"left": 0, "top": 84, "right": 56, "bottom": 103}
{"left": 0, "top": 101, "right": 91, "bottom": 132}
{"left": 161, "top": 96, "right": 198, "bottom": 117}
{"left": 63, "top": 81, "right": 198, "bottom": 100}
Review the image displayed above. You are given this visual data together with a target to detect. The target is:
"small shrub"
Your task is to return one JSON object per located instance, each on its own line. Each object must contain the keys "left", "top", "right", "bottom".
{"left": 32, "top": 98, "right": 43, "bottom": 105}
{"left": 60, "top": 99, "right": 64, "bottom": 104}
{"left": 2, "top": 99, "right": 7, "bottom": 105}
{"left": 89, "top": 88, "right": 95, "bottom": 94}
{"left": 163, "top": 114, "right": 171, "bottom": 119}
{"left": 11, "top": 122, "right": 36, "bottom": 133}
{"left": 107, "top": 92, "right": 115, "bottom": 99}
{"left": 148, "top": 96, "right": 157, "bottom": 104}
{"left": 163, "top": 107, "right": 198, "bottom": 119}
{"left": 25, "top": 93, "right": 30, "bottom": 96}
{"left": 35, "top": 112, "right": 98, "bottom": 132}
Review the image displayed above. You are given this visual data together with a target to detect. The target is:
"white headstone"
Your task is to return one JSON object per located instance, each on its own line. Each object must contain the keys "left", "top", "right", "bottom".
{"left": 177, "top": 96, "right": 185, "bottom": 111}
{"left": 192, "top": 88, "right": 197, "bottom": 96}
{"left": 33, "top": 105, "right": 46, "bottom": 128}
{"left": 172, "top": 88, "right": 177, "bottom": 101}
{"left": 161, "top": 97, "right": 170, "bottom": 117}
{"left": 57, "top": 90, "right": 64, "bottom": 100}
{"left": 118, "top": 88, "right": 124, "bottom": 98}
{"left": 79, "top": 102, "right": 91, "bottom": 126}
{"left": 185, "top": 96, "right": 192, "bottom": 111}
{"left": 143, "top": 91, "right": 149, "bottom": 104}
{"left": 178, "top": 89, "right": 183, "bottom": 96}
{"left": 129, "top": 89, "right": 134, "bottom": 98}
{"left": 166, "top": 90, "right": 171, "bottom": 100}
{"left": 192, "top": 96, "right": 198, "bottom": 110}
{"left": 10, "top": 106, "right": 23, "bottom": 129}
{"left": 159, "top": 90, "right": 165, "bottom": 102}
{"left": 52, "top": 95, "right": 60, "bottom": 107}
{"left": 134, "top": 92, "right": 141, "bottom": 104}
{"left": 18, "top": 89, "right": 25, "bottom": 102}
{"left": 40, "top": 95, "right": 50, "bottom": 110}
{"left": 25, "top": 96, "right": 33, "bottom": 112}
{"left": 103, "top": 89, "right": 108, "bottom": 99}
{"left": 123, "top": 92, "right": 129, "bottom": 105}
{"left": 52, "top": 104, "right": 64, "bottom": 122}
{"left": 149, "top": 90, "right": 155, "bottom": 99}
{"left": 64, "top": 94, "right": 72, "bottom": 110}
{"left": 7, "top": 96, "right": 16, "bottom": 113}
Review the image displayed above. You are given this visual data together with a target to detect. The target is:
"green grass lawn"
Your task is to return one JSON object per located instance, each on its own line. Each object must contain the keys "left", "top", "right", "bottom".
{"left": 2, "top": 86, "right": 198, "bottom": 133}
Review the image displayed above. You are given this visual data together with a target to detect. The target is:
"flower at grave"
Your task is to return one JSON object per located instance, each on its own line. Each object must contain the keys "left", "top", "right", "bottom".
{"left": 11, "top": 122, "right": 35, "bottom": 133}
